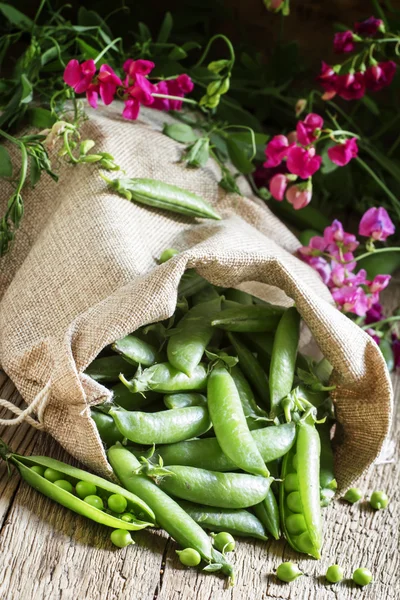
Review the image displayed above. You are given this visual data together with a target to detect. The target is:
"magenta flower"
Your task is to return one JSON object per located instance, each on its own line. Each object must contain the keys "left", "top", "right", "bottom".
{"left": 328, "top": 137, "right": 358, "bottom": 166}
{"left": 122, "top": 98, "right": 140, "bottom": 120}
{"left": 286, "top": 146, "right": 322, "bottom": 179}
{"left": 269, "top": 174, "right": 288, "bottom": 200}
{"left": 359, "top": 207, "right": 395, "bottom": 240}
{"left": 324, "top": 219, "right": 359, "bottom": 252}
{"left": 365, "top": 302, "right": 384, "bottom": 325}
{"left": 354, "top": 16, "right": 384, "bottom": 37}
{"left": 337, "top": 72, "right": 366, "bottom": 100}
{"left": 307, "top": 256, "right": 332, "bottom": 285}
{"left": 296, "top": 113, "right": 324, "bottom": 146}
{"left": 264, "top": 135, "right": 293, "bottom": 168}
{"left": 152, "top": 74, "right": 194, "bottom": 111}
{"left": 298, "top": 235, "right": 327, "bottom": 257}
{"left": 331, "top": 285, "right": 369, "bottom": 316}
{"left": 97, "top": 64, "right": 122, "bottom": 105}
{"left": 369, "top": 274, "right": 391, "bottom": 294}
{"left": 334, "top": 31, "right": 356, "bottom": 54}
{"left": 365, "top": 61, "right": 396, "bottom": 92}
{"left": 317, "top": 62, "right": 339, "bottom": 100}
{"left": 63, "top": 59, "right": 96, "bottom": 93}
{"left": 86, "top": 82, "right": 100, "bottom": 108}
{"left": 392, "top": 335, "right": 400, "bottom": 368}
{"left": 123, "top": 59, "right": 155, "bottom": 78}
{"left": 123, "top": 74, "right": 156, "bottom": 120}
{"left": 286, "top": 183, "right": 312, "bottom": 209}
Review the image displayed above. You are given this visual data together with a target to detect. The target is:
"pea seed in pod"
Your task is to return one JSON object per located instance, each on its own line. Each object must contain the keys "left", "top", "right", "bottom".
{"left": 110, "top": 529, "right": 134, "bottom": 548}
{"left": 176, "top": 548, "right": 202, "bottom": 567}
{"left": 84, "top": 495, "right": 104, "bottom": 510}
{"left": 44, "top": 468, "right": 64, "bottom": 483}
{"left": 326, "top": 564, "right": 344, "bottom": 584}
{"left": 352, "top": 568, "right": 373, "bottom": 586}
{"left": 54, "top": 480, "right": 74, "bottom": 493}
{"left": 276, "top": 562, "right": 303, "bottom": 583}
{"left": 76, "top": 481, "right": 97, "bottom": 499}
{"left": 156, "top": 466, "right": 274, "bottom": 509}
{"left": 108, "top": 494, "right": 128, "bottom": 514}
{"left": 30, "top": 465, "right": 45, "bottom": 477}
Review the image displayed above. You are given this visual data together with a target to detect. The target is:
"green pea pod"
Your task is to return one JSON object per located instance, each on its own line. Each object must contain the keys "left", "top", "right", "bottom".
{"left": 208, "top": 366, "right": 269, "bottom": 477}
{"left": 178, "top": 270, "right": 209, "bottom": 298}
{"left": 120, "top": 362, "right": 208, "bottom": 394}
{"left": 242, "top": 332, "right": 274, "bottom": 363}
{"left": 192, "top": 284, "right": 220, "bottom": 305}
{"left": 91, "top": 410, "right": 124, "bottom": 447}
{"left": 253, "top": 487, "right": 281, "bottom": 540}
{"left": 227, "top": 332, "right": 270, "bottom": 408}
{"left": 107, "top": 445, "right": 234, "bottom": 581}
{"left": 110, "top": 406, "right": 211, "bottom": 445}
{"left": 211, "top": 305, "right": 284, "bottom": 332}
{"left": 0, "top": 439, "right": 154, "bottom": 528}
{"left": 379, "top": 338, "right": 394, "bottom": 371}
{"left": 296, "top": 385, "right": 328, "bottom": 409}
{"left": 138, "top": 422, "right": 296, "bottom": 471}
{"left": 111, "top": 334, "right": 162, "bottom": 367}
{"left": 230, "top": 365, "right": 269, "bottom": 427}
{"left": 224, "top": 289, "right": 253, "bottom": 304}
{"left": 179, "top": 500, "right": 268, "bottom": 541}
{"left": 157, "top": 465, "right": 274, "bottom": 509}
{"left": 111, "top": 383, "right": 159, "bottom": 410}
{"left": 164, "top": 393, "right": 207, "bottom": 409}
{"left": 280, "top": 419, "right": 322, "bottom": 559}
{"left": 318, "top": 422, "right": 337, "bottom": 507}
{"left": 167, "top": 297, "right": 222, "bottom": 375}
{"left": 106, "top": 177, "right": 221, "bottom": 220}
{"left": 269, "top": 307, "right": 300, "bottom": 417}
{"left": 85, "top": 355, "right": 137, "bottom": 383}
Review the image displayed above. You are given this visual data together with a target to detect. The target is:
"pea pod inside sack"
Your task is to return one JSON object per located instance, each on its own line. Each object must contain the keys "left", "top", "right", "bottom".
{"left": 211, "top": 305, "right": 285, "bottom": 332}
{"left": 119, "top": 362, "right": 208, "bottom": 394}
{"left": 104, "top": 177, "right": 221, "bottom": 220}
{"left": 111, "top": 334, "right": 162, "bottom": 367}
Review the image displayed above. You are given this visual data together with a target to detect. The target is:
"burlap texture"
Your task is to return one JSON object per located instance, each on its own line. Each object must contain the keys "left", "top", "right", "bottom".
{"left": 0, "top": 104, "right": 393, "bottom": 488}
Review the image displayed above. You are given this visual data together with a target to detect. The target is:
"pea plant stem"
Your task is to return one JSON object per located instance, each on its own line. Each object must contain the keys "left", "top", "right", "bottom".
{"left": 357, "top": 246, "right": 400, "bottom": 262}
{"left": 152, "top": 93, "right": 198, "bottom": 105}
{"left": 355, "top": 157, "right": 400, "bottom": 220}
{"left": 362, "top": 316, "right": 400, "bottom": 330}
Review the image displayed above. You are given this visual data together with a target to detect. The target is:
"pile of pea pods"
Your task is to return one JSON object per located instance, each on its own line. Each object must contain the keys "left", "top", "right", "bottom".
{"left": 86, "top": 248, "right": 337, "bottom": 580}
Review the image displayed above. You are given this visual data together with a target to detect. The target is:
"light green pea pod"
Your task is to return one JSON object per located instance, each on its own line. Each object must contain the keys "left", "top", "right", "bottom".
{"left": 253, "top": 487, "right": 281, "bottom": 540}
{"left": 224, "top": 289, "right": 253, "bottom": 304}
{"left": 84, "top": 355, "right": 137, "bottom": 383}
{"left": 164, "top": 393, "right": 207, "bottom": 409}
{"left": 212, "top": 305, "right": 284, "bottom": 332}
{"left": 111, "top": 334, "right": 162, "bottom": 366}
{"left": 178, "top": 270, "right": 208, "bottom": 298}
{"left": 119, "top": 362, "right": 208, "bottom": 394}
{"left": 227, "top": 332, "right": 270, "bottom": 409}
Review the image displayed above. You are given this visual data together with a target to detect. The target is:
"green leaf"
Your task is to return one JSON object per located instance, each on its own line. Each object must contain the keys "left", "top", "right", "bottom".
{"left": 77, "top": 6, "right": 113, "bottom": 39}
{"left": 77, "top": 39, "right": 99, "bottom": 61}
{"left": 185, "top": 138, "right": 210, "bottom": 168}
{"left": 321, "top": 141, "right": 339, "bottom": 175}
{"left": 226, "top": 137, "right": 254, "bottom": 175}
{"left": 168, "top": 46, "right": 188, "bottom": 60}
{"left": 0, "top": 3, "right": 33, "bottom": 29}
{"left": 40, "top": 46, "right": 60, "bottom": 67}
{"left": 157, "top": 12, "right": 173, "bottom": 43}
{"left": 361, "top": 95, "right": 380, "bottom": 116}
{"left": 30, "top": 156, "right": 41, "bottom": 188}
{"left": 163, "top": 123, "right": 198, "bottom": 143}
{"left": 181, "top": 41, "right": 201, "bottom": 52}
{"left": 27, "top": 108, "right": 56, "bottom": 129}
{"left": 0, "top": 145, "right": 13, "bottom": 178}
{"left": 20, "top": 74, "right": 32, "bottom": 104}
{"left": 138, "top": 22, "right": 152, "bottom": 41}
{"left": 228, "top": 131, "right": 269, "bottom": 162}
{"left": 203, "top": 563, "right": 223, "bottom": 573}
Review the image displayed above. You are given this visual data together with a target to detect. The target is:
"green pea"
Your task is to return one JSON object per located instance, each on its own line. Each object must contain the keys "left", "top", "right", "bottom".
{"left": 176, "top": 548, "right": 202, "bottom": 567}
{"left": 44, "top": 468, "right": 64, "bottom": 483}
{"left": 343, "top": 488, "right": 363, "bottom": 503}
{"left": 121, "top": 513, "right": 134, "bottom": 523}
{"left": 370, "top": 490, "right": 389, "bottom": 510}
{"left": 54, "top": 480, "right": 74, "bottom": 493}
{"left": 326, "top": 564, "right": 344, "bottom": 584}
{"left": 108, "top": 494, "right": 128, "bottom": 514}
{"left": 212, "top": 532, "right": 235, "bottom": 553}
{"left": 30, "top": 465, "right": 45, "bottom": 477}
{"left": 110, "top": 529, "right": 134, "bottom": 548}
{"left": 76, "top": 481, "right": 97, "bottom": 499}
{"left": 159, "top": 248, "right": 179, "bottom": 263}
{"left": 284, "top": 473, "right": 299, "bottom": 492}
{"left": 84, "top": 495, "right": 104, "bottom": 510}
{"left": 276, "top": 562, "right": 303, "bottom": 583}
{"left": 352, "top": 567, "right": 373, "bottom": 586}
{"left": 285, "top": 513, "right": 306, "bottom": 535}
{"left": 287, "top": 491, "right": 302, "bottom": 513}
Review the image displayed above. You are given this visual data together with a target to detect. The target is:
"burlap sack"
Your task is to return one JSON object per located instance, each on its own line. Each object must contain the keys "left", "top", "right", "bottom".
{"left": 0, "top": 104, "right": 393, "bottom": 489}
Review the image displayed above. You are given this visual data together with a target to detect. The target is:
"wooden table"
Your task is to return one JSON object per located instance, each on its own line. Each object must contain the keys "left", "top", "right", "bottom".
{"left": 0, "top": 350, "right": 399, "bottom": 600}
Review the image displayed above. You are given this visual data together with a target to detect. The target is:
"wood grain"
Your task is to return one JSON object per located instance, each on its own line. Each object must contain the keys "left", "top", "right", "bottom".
{"left": 1, "top": 314, "right": 399, "bottom": 600}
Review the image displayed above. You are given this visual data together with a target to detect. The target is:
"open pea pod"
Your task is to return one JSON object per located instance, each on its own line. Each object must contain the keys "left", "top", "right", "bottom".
{"left": 0, "top": 440, "right": 155, "bottom": 529}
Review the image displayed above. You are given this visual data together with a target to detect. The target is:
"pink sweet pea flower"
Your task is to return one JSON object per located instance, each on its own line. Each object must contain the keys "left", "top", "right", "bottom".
{"left": 354, "top": 16, "right": 384, "bottom": 37}
{"left": 365, "top": 302, "right": 384, "bottom": 325}
{"left": 264, "top": 135, "right": 293, "bottom": 168}
{"left": 63, "top": 59, "right": 96, "bottom": 93}
{"left": 324, "top": 219, "right": 359, "bottom": 251}
{"left": 286, "top": 146, "right": 322, "bottom": 178}
{"left": 369, "top": 274, "right": 391, "bottom": 294}
{"left": 86, "top": 82, "right": 99, "bottom": 108}
{"left": 365, "top": 61, "right": 396, "bottom": 92}
{"left": 286, "top": 183, "right": 312, "bottom": 209}
{"left": 307, "top": 256, "right": 332, "bottom": 285}
{"left": 151, "top": 80, "right": 170, "bottom": 111}
{"left": 122, "top": 98, "right": 140, "bottom": 120}
{"left": 97, "top": 64, "right": 122, "bottom": 105}
{"left": 334, "top": 31, "right": 356, "bottom": 54}
{"left": 297, "top": 235, "right": 327, "bottom": 257}
{"left": 126, "top": 74, "right": 155, "bottom": 105}
{"left": 123, "top": 59, "right": 155, "bottom": 78}
{"left": 269, "top": 174, "right": 288, "bottom": 200}
{"left": 337, "top": 72, "right": 366, "bottom": 100}
{"left": 151, "top": 74, "right": 194, "bottom": 111}
{"left": 359, "top": 207, "right": 395, "bottom": 240}
{"left": 328, "top": 137, "right": 358, "bottom": 166}
{"left": 392, "top": 335, "right": 400, "bottom": 368}
{"left": 331, "top": 285, "right": 370, "bottom": 316}
{"left": 317, "top": 62, "right": 339, "bottom": 100}
{"left": 365, "top": 328, "right": 381, "bottom": 345}
{"left": 296, "top": 113, "right": 324, "bottom": 146}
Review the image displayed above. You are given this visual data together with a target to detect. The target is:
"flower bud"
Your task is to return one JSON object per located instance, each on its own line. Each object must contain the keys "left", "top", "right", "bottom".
{"left": 207, "top": 60, "right": 230, "bottom": 73}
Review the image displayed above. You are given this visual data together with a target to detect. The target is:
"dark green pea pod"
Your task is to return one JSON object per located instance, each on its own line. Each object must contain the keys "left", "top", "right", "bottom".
{"left": 227, "top": 332, "right": 270, "bottom": 408}
{"left": 224, "top": 289, "right": 253, "bottom": 304}
{"left": 140, "top": 422, "right": 296, "bottom": 471}
{"left": 318, "top": 422, "right": 337, "bottom": 507}
{"left": 108, "top": 445, "right": 234, "bottom": 582}
{"left": 211, "top": 305, "right": 284, "bottom": 332}
{"left": 296, "top": 385, "right": 328, "bottom": 409}
{"left": 84, "top": 355, "right": 137, "bottom": 383}
{"left": 179, "top": 500, "right": 268, "bottom": 541}
{"left": 120, "top": 362, "right": 208, "bottom": 394}
{"left": 111, "top": 383, "right": 159, "bottom": 410}
{"left": 110, "top": 406, "right": 211, "bottom": 445}
{"left": 157, "top": 465, "right": 274, "bottom": 509}
{"left": 208, "top": 366, "right": 269, "bottom": 477}
{"left": 178, "top": 270, "right": 209, "bottom": 298}
{"left": 0, "top": 439, "right": 155, "bottom": 528}
{"left": 111, "top": 334, "right": 162, "bottom": 367}
{"left": 91, "top": 409, "right": 124, "bottom": 447}
{"left": 105, "top": 177, "right": 221, "bottom": 220}
{"left": 192, "top": 284, "right": 220, "bottom": 305}
{"left": 269, "top": 307, "right": 301, "bottom": 417}
{"left": 242, "top": 332, "right": 274, "bottom": 363}
{"left": 230, "top": 365, "right": 269, "bottom": 427}
{"left": 164, "top": 393, "right": 207, "bottom": 409}
{"left": 253, "top": 487, "right": 281, "bottom": 540}
{"left": 167, "top": 297, "right": 222, "bottom": 375}
{"left": 379, "top": 338, "right": 395, "bottom": 372}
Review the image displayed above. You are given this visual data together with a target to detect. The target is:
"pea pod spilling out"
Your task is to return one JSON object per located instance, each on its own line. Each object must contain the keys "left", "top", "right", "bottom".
{"left": 211, "top": 305, "right": 285, "bottom": 332}
{"left": 227, "top": 332, "right": 270, "bottom": 408}
{"left": 109, "top": 406, "right": 211, "bottom": 445}
{"left": 120, "top": 362, "right": 208, "bottom": 394}
{"left": 0, "top": 439, "right": 155, "bottom": 530}
{"left": 111, "top": 334, "right": 161, "bottom": 367}
{"left": 85, "top": 355, "right": 137, "bottom": 383}
{"left": 156, "top": 465, "right": 274, "bottom": 509}
{"left": 253, "top": 488, "right": 281, "bottom": 540}
{"left": 230, "top": 365, "right": 269, "bottom": 428}
{"left": 104, "top": 177, "right": 221, "bottom": 221}
{"left": 178, "top": 500, "right": 268, "bottom": 541}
